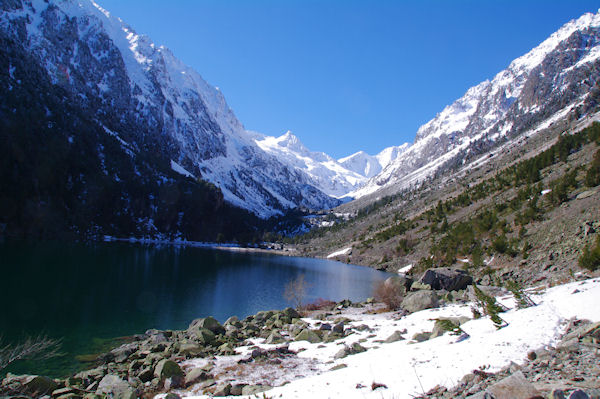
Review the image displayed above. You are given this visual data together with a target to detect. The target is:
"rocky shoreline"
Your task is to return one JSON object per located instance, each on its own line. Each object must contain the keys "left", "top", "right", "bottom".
{"left": 2, "top": 269, "right": 599, "bottom": 399}
{"left": 0, "top": 302, "right": 372, "bottom": 399}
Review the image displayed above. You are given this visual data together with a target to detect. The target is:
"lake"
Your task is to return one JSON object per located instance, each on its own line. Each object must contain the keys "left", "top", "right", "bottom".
{"left": 0, "top": 241, "right": 390, "bottom": 377}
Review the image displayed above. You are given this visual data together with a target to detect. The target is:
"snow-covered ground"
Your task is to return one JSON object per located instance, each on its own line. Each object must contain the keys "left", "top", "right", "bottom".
{"left": 172, "top": 277, "right": 600, "bottom": 399}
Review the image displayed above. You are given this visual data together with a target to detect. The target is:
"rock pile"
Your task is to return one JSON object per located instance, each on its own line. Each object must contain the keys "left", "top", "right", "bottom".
{"left": 0, "top": 303, "right": 361, "bottom": 398}
{"left": 423, "top": 319, "right": 600, "bottom": 399}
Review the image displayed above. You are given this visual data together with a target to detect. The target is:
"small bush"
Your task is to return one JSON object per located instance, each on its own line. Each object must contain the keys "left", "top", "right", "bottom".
{"left": 473, "top": 285, "right": 507, "bottom": 329}
{"left": 284, "top": 274, "right": 309, "bottom": 309}
{"left": 373, "top": 280, "right": 404, "bottom": 310}
{"left": 303, "top": 298, "right": 337, "bottom": 311}
{"left": 505, "top": 280, "right": 535, "bottom": 309}
{"left": 579, "top": 236, "right": 600, "bottom": 271}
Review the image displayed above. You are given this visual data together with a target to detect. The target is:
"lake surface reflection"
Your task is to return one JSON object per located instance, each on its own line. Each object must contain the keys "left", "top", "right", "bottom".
{"left": 0, "top": 241, "right": 390, "bottom": 376}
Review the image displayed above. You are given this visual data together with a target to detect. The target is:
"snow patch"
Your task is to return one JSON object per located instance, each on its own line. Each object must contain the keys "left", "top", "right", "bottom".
{"left": 170, "top": 160, "right": 195, "bottom": 179}
{"left": 326, "top": 247, "right": 352, "bottom": 259}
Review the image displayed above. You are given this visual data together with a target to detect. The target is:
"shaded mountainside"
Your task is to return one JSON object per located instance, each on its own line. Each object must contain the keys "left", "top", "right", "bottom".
{"left": 0, "top": 0, "right": 343, "bottom": 224}
{"left": 0, "top": 30, "right": 267, "bottom": 241}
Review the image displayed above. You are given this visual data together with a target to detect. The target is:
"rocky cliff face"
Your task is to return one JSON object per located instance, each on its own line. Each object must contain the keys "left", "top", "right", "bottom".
{"left": 353, "top": 11, "right": 600, "bottom": 198}
{"left": 1, "top": 0, "right": 341, "bottom": 218}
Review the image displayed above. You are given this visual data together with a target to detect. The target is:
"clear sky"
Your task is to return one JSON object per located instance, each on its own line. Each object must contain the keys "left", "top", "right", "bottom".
{"left": 97, "top": 0, "right": 600, "bottom": 159}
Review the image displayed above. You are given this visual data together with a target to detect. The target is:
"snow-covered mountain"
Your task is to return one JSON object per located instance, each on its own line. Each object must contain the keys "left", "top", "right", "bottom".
{"left": 1, "top": 0, "right": 346, "bottom": 217}
{"left": 352, "top": 10, "right": 600, "bottom": 198}
{"left": 338, "top": 144, "right": 410, "bottom": 179}
{"left": 254, "top": 131, "right": 369, "bottom": 198}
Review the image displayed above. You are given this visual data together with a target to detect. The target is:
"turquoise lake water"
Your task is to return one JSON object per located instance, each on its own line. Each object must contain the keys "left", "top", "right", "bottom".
{"left": 0, "top": 241, "right": 390, "bottom": 377}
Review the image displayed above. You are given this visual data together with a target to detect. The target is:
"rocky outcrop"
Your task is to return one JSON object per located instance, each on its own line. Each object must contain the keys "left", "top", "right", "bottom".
{"left": 418, "top": 268, "right": 473, "bottom": 291}
{"left": 424, "top": 319, "right": 600, "bottom": 399}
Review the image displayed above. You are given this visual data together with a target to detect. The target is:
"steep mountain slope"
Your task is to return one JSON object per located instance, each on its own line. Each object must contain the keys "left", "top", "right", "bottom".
{"left": 352, "top": 11, "right": 600, "bottom": 199}
{"left": 0, "top": 0, "right": 341, "bottom": 220}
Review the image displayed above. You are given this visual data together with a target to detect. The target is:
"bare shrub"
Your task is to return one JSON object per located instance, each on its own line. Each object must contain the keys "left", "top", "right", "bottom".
{"left": 303, "top": 298, "right": 337, "bottom": 311}
{"left": 0, "top": 335, "right": 62, "bottom": 371}
{"left": 284, "top": 274, "right": 309, "bottom": 309}
{"left": 373, "top": 279, "right": 404, "bottom": 310}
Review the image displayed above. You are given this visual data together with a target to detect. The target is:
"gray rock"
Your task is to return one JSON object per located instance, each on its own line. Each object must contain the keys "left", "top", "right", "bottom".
{"left": 418, "top": 268, "right": 473, "bottom": 291}
{"left": 486, "top": 371, "right": 540, "bottom": 399}
{"left": 184, "top": 367, "right": 211, "bottom": 387}
{"left": 109, "top": 342, "right": 138, "bottom": 363}
{"left": 153, "top": 359, "right": 184, "bottom": 380}
{"left": 384, "top": 331, "right": 405, "bottom": 343}
{"left": 569, "top": 390, "right": 591, "bottom": 399}
{"left": 213, "top": 383, "right": 232, "bottom": 396}
{"left": 164, "top": 393, "right": 182, "bottom": 399}
{"left": 230, "top": 383, "right": 247, "bottom": 395}
{"left": 266, "top": 331, "right": 286, "bottom": 344}
{"left": 332, "top": 322, "right": 344, "bottom": 334}
{"left": 384, "top": 275, "right": 413, "bottom": 292}
{"left": 138, "top": 367, "right": 154, "bottom": 383}
{"left": 188, "top": 316, "right": 225, "bottom": 335}
{"left": 22, "top": 375, "right": 58, "bottom": 395}
{"left": 294, "top": 329, "right": 321, "bottom": 343}
{"left": 224, "top": 315, "right": 240, "bottom": 327}
{"left": 401, "top": 290, "right": 439, "bottom": 313}
{"left": 283, "top": 307, "right": 301, "bottom": 319}
{"left": 96, "top": 375, "right": 136, "bottom": 399}
{"left": 241, "top": 384, "right": 272, "bottom": 396}
{"left": 192, "top": 328, "right": 216, "bottom": 344}
{"left": 177, "top": 341, "right": 204, "bottom": 357}
{"left": 551, "top": 389, "right": 566, "bottom": 399}
{"left": 411, "top": 332, "right": 432, "bottom": 342}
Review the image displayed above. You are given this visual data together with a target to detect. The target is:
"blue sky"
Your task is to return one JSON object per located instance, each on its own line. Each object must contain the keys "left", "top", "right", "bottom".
{"left": 97, "top": 0, "right": 600, "bottom": 159}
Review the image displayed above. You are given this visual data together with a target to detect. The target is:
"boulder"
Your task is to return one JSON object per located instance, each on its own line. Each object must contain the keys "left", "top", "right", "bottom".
{"left": 213, "top": 383, "right": 232, "bottom": 396}
{"left": 224, "top": 316, "right": 241, "bottom": 327}
{"left": 153, "top": 359, "right": 184, "bottom": 380}
{"left": 332, "top": 322, "right": 344, "bottom": 334}
{"left": 177, "top": 341, "right": 204, "bottom": 357}
{"left": 486, "top": 371, "right": 540, "bottom": 399}
{"left": 241, "top": 384, "right": 272, "bottom": 396}
{"left": 266, "top": 331, "right": 286, "bottom": 344}
{"left": 188, "top": 316, "right": 225, "bottom": 335}
{"left": 23, "top": 375, "right": 59, "bottom": 395}
{"left": 384, "top": 330, "right": 405, "bottom": 343}
{"left": 109, "top": 342, "right": 138, "bottom": 363}
{"left": 401, "top": 290, "right": 439, "bottom": 313}
{"left": 294, "top": 329, "right": 321, "bottom": 343}
{"left": 411, "top": 332, "right": 432, "bottom": 342}
{"left": 96, "top": 375, "right": 136, "bottom": 399}
{"left": 230, "top": 383, "right": 248, "bottom": 395}
{"left": 334, "top": 343, "right": 366, "bottom": 359}
{"left": 184, "top": 368, "right": 212, "bottom": 387}
{"left": 385, "top": 275, "right": 413, "bottom": 291}
{"left": 283, "top": 307, "right": 301, "bottom": 319}
{"left": 418, "top": 268, "right": 473, "bottom": 291}
{"left": 192, "top": 328, "right": 216, "bottom": 345}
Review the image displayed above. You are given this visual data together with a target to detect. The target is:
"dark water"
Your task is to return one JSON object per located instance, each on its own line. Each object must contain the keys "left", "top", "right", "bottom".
{"left": 0, "top": 241, "right": 390, "bottom": 377}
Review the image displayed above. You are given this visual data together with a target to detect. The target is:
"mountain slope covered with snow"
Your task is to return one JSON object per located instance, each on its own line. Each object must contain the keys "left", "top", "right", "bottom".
{"left": 0, "top": 0, "right": 346, "bottom": 219}
{"left": 255, "top": 132, "right": 408, "bottom": 198}
{"left": 352, "top": 10, "right": 600, "bottom": 198}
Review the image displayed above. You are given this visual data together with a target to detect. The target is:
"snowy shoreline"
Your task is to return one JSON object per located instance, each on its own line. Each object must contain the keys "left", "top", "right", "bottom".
{"left": 161, "top": 277, "right": 600, "bottom": 399}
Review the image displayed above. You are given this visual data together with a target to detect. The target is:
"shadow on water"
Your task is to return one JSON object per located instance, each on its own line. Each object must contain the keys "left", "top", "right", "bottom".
{"left": 0, "top": 241, "right": 391, "bottom": 377}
